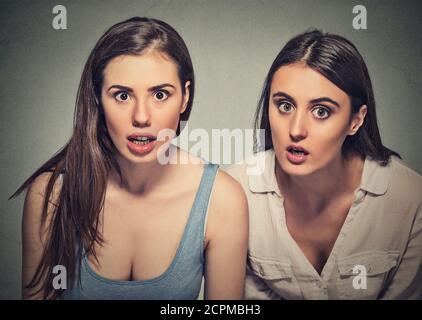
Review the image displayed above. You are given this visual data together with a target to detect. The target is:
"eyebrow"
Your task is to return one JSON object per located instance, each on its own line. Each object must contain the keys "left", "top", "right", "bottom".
{"left": 107, "top": 83, "right": 176, "bottom": 92}
{"left": 272, "top": 91, "right": 340, "bottom": 108}
{"left": 309, "top": 97, "right": 340, "bottom": 108}
{"left": 272, "top": 91, "right": 297, "bottom": 105}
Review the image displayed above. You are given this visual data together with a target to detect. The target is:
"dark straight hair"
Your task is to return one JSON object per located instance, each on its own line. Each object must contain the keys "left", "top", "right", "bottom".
{"left": 10, "top": 17, "right": 195, "bottom": 299}
{"left": 254, "top": 29, "right": 399, "bottom": 165}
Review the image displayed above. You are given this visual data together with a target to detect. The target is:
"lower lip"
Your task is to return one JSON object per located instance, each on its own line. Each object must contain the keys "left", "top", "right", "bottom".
{"left": 127, "top": 139, "right": 157, "bottom": 155}
{"left": 286, "top": 150, "right": 308, "bottom": 164}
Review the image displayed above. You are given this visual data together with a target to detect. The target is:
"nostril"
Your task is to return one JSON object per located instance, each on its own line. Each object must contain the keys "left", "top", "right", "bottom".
{"left": 290, "top": 134, "right": 305, "bottom": 142}
{"left": 133, "top": 118, "right": 151, "bottom": 127}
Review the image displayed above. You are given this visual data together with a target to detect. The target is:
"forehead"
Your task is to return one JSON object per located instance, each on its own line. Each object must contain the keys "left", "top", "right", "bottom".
{"left": 102, "top": 51, "right": 180, "bottom": 88}
{"left": 271, "top": 63, "right": 349, "bottom": 103}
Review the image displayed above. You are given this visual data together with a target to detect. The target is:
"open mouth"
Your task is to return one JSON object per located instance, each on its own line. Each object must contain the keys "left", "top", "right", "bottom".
{"left": 287, "top": 146, "right": 309, "bottom": 156}
{"left": 127, "top": 136, "right": 157, "bottom": 145}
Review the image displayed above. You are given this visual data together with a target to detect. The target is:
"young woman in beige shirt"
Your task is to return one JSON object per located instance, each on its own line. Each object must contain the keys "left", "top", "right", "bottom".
{"left": 226, "top": 30, "right": 422, "bottom": 299}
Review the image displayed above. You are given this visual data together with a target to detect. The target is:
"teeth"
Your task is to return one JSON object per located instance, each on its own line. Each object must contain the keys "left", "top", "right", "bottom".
{"left": 132, "top": 140, "right": 151, "bottom": 145}
{"left": 290, "top": 149, "right": 305, "bottom": 155}
{"left": 133, "top": 136, "right": 150, "bottom": 141}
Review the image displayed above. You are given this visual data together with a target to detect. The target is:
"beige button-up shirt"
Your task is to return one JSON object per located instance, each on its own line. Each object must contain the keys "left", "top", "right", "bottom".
{"left": 225, "top": 149, "right": 422, "bottom": 299}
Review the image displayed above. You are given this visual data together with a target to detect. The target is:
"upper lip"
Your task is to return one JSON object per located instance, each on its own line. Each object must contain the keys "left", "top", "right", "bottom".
{"left": 287, "top": 144, "right": 309, "bottom": 154}
{"left": 127, "top": 133, "right": 157, "bottom": 140}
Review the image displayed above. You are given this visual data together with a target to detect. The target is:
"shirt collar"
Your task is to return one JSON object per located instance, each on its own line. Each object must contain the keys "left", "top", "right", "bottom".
{"left": 359, "top": 157, "right": 392, "bottom": 196}
{"left": 248, "top": 149, "right": 281, "bottom": 196}
{"left": 247, "top": 149, "right": 392, "bottom": 196}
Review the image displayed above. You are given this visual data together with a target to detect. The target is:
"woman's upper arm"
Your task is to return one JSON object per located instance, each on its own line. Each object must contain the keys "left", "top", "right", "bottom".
{"left": 22, "top": 173, "right": 59, "bottom": 299}
{"left": 203, "top": 171, "right": 249, "bottom": 300}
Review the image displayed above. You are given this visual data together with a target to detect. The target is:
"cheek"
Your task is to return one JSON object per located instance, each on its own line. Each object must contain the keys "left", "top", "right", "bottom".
{"left": 269, "top": 108, "right": 279, "bottom": 134}
{"left": 103, "top": 108, "right": 126, "bottom": 139}
{"left": 312, "top": 121, "right": 350, "bottom": 154}
{"left": 269, "top": 109, "right": 288, "bottom": 143}
{"left": 155, "top": 103, "right": 182, "bottom": 129}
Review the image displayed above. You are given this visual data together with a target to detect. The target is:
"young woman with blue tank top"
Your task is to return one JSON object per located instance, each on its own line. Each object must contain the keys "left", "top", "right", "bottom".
{"left": 11, "top": 17, "right": 248, "bottom": 300}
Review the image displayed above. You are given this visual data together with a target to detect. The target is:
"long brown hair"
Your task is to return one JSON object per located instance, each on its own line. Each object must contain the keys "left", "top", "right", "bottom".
{"left": 10, "top": 17, "right": 195, "bottom": 299}
{"left": 254, "top": 29, "right": 399, "bottom": 165}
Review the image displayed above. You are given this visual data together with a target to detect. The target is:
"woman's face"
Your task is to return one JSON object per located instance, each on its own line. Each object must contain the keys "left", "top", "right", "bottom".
{"left": 101, "top": 51, "right": 190, "bottom": 165}
{"left": 269, "top": 62, "right": 366, "bottom": 176}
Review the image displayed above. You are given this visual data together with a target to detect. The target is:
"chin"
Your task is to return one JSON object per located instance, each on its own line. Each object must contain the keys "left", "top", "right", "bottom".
{"left": 279, "top": 158, "right": 320, "bottom": 177}
{"left": 117, "top": 150, "right": 158, "bottom": 165}
{"left": 130, "top": 153, "right": 158, "bottom": 163}
{"left": 282, "top": 165, "right": 314, "bottom": 176}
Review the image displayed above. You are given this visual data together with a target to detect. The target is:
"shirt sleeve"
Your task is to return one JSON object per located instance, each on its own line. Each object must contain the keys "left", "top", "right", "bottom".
{"left": 380, "top": 204, "right": 422, "bottom": 299}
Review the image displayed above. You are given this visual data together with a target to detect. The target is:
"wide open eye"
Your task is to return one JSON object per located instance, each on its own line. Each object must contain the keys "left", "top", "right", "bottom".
{"left": 311, "top": 106, "right": 331, "bottom": 119}
{"left": 114, "top": 91, "right": 131, "bottom": 102}
{"left": 153, "top": 90, "right": 169, "bottom": 102}
{"left": 278, "top": 101, "right": 295, "bottom": 113}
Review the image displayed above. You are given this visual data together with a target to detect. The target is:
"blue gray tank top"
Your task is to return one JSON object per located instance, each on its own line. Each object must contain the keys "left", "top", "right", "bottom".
{"left": 63, "top": 163, "right": 219, "bottom": 299}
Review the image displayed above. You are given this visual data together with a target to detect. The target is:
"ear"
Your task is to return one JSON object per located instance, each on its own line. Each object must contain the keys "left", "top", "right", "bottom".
{"left": 348, "top": 105, "right": 367, "bottom": 136}
{"left": 180, "top": 81, "right": 190, "bottom": 114}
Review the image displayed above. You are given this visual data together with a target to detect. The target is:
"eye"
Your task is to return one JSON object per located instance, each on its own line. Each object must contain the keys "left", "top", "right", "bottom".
{"left": 278, "top": 101, "right": 295, "bottom": 113}
{"left": 114, "top": 91, "right": 131, "bottom": 102}
{"left": 312, "top": 106, "right": 331, "bottom": 119}
{"left": 153, "top": 90, "right": 169, "bottom": 102}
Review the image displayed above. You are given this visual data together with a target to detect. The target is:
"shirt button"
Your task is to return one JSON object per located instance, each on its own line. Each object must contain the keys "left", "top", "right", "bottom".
{"left": 259, "top": 265, "right": 265, "bottom": 276}
{"left": 353, "top": 190, "right": 366, "bottom": 204}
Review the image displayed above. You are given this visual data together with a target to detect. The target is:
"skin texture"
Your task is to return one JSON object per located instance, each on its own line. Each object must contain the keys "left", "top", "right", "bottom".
{"left": 269, "top": 62, "right": 366, "bottom": 178}
{"left": 269, "top": 62, "right": 367, "bottom": 274}
{"left": 22, "top": 51, "right": 248, "bottom": 299}
{"left": 101, "top": 51, "right": 189, "bottom": 167}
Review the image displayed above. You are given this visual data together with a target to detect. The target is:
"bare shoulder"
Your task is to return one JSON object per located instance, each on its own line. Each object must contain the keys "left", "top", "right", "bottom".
{"left": 22, "top": 172, "right": 62, "bottom": 299}
{"left": 27, "top": 171, "right": 61, "bottom": 197}
{"left": 23, "top": 171, "right": 61, "bottom": 232}
{"left": 211, "top": 169, "right": 248, "bottom": 212}
{"left": 205, "top": 169, "right": 249, "bottom": 242}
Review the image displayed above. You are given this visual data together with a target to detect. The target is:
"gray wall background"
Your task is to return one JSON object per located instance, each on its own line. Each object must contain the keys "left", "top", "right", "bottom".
{"left": 0, "top": 0, "right": 421, "bottom": 299}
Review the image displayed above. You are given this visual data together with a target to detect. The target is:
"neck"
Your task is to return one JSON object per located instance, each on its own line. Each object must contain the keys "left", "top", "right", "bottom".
{"left": 109, "top": 144, "right": 181, "bottom": 195}
{"left": 276, "top": 154, "right": 364, "bottom": 212}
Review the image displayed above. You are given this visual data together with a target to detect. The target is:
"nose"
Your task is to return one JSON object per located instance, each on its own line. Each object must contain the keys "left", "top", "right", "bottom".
{"left": 132, "top": 99, "right": 151, "bottom": 127}
{"left": 289, "top": 110, "right": 307, "bottom": 142}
